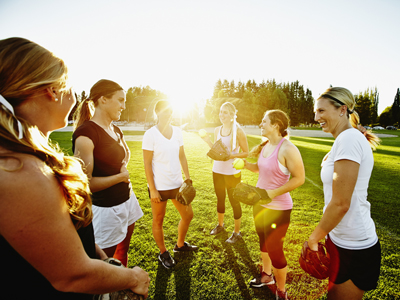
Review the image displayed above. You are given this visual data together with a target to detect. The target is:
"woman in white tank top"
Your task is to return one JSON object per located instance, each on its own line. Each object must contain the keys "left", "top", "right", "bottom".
{"left": 201, "top": 102, "right": 249, "bottom": 243}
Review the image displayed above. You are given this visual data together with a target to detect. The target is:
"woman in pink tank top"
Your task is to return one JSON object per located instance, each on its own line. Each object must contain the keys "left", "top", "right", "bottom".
{"left": 244, "top": 110, "right": 305, "bottom": 300}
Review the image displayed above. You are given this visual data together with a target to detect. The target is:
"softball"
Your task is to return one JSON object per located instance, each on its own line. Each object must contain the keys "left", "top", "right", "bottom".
{"left": 198, "top": 129, "right": 207, "bottom": 138}
{"left": 232, "top": 158, "right": 245, "bottom": 170}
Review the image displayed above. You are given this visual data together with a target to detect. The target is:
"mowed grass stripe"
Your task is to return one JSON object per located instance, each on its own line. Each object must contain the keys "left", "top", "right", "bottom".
{"left": 49, "top": 130, "right": 400, "bottom": 300}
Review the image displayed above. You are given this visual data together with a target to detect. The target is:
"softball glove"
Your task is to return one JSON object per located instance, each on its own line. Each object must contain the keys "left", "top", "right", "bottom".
{"left": 176, "top": 179, "right": 196, "bottom": 205}
{"left": 299, "top": 241, "right": 330, "bottom": 280}
{"left": 207, "top": 139, "right": 231, "bottom": 161}
{"left": 231, "top": 182, "right": 271, "bottom": 206}
{"left": 93, "top": 258, "right": 145, "bottom": 300}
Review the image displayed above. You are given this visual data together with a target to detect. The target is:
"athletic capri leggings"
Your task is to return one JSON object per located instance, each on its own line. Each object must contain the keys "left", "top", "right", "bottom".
{"left": 212, "top": 172, "right": 242, "bottom": 220}
{"left": 253, "top": 203, "right": 292, "bottom": 270}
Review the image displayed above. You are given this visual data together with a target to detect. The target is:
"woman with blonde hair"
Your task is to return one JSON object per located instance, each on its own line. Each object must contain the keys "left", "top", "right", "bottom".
{"left": 307, "top": 87, "right": 381, "bottom": 300}
{"left": 73, "top": 79, "right": 143, "bottom": 267}
{"left": 244, "top": 109, "right": 305, "bottom": 300}
{"left": 0, "top": 37, "right": 149, "bottom": 299}
{"left": 201, "top": 102, "right": 249, "bottom": 243}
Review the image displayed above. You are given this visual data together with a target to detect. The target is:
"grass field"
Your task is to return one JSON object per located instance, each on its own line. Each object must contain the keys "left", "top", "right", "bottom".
{"left": 50, "top": 129, "right": 400, "bottom": 300}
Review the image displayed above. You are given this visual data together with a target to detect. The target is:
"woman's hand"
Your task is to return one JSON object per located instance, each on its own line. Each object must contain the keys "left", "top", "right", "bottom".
{"left": 149, "top": 189, "right": 162, "bottom": 203}
{"left": 265, "top": 189, "right": 278, "bottom": 200}
{"left": 130, "top": 267, "right": 150, "bottom": 298}
{"left": 307, "top": 236, "right": 320, "bottom": 251}
{"left": 119, "top": 164, "right": 130, "bottom": 183}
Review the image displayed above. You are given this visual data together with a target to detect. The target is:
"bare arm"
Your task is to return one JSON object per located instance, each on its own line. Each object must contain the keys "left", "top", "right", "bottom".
{"left": 74, "top": 136, "right": 130, "bottom": 193}
{"left": 266, "top": 141, "right": 305, "bottom": 199}
{"left": 200, "top": 126, "right": 219, "bottom": 148}
{"left": 179, "top": 145, "right": 190, "bottom": 180}
{"left": 308, "top": 159, "right": 359, "bottom": 251}
{"left": 243, "top": 159, "right": 259, "bottom": 173}
{"left": 143, "top": 149, "right": 161, "bottom": 203}
{"left": 0, "top": 155, "right": 149, "bottom": 296}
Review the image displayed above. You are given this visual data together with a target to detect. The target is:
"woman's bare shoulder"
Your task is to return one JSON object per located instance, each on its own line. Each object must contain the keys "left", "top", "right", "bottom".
{"left": 0, "top": 150, "right": 59, "bottom": 206}
{"left": 281, "top": 139, "right": 301, "bottom": 155}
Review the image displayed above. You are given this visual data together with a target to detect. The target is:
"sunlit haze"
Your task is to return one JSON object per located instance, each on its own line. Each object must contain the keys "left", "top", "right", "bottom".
{"left": 1, "top": 0, "right": 399, "bottom": 114}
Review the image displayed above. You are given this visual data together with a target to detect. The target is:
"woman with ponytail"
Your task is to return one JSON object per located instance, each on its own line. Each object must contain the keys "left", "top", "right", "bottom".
{"left": 307, "top": 87, "right": 381, "bottom": 300}
{"left": 245, "top": 109, "right": 305, "bottom": 300}
{"left": 0, "top": 38, "right": 149, "bottom": 299}
{"left": 73, "top": 79, "right": 143, "bottom": 267}
{"left": 201, "top": 102, "right": 249, "bottom": 243}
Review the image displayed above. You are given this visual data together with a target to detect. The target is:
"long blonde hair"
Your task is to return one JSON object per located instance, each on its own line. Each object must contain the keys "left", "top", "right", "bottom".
{"left": 318, "top": 87, "right": 380, "bottom": 150}
{"left": 0, "top": 37, "right": 92, "bottom": 229}
{"left": 249, "top": 109, "right": 290, "bottom": 158}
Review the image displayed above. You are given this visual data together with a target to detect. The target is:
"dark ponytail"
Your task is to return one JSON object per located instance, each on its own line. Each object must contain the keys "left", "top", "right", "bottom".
{"left": 73, "top": 79, "right": 123, "bottom": 130}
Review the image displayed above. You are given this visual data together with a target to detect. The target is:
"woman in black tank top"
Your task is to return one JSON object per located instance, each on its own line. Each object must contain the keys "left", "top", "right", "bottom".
{"left": 0, "top": 38, "right": 149, "bottom": 298}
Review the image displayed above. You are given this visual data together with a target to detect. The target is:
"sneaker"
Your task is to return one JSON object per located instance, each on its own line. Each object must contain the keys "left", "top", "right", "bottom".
{"left": 225, "top": 231, "right": 242, "bottom": 244}
{"left": 249, "top": 271, "right": 275, "bottom": 288}
{"left": 173, "top": 241, "right": 199, "bottom": 252}
{"left": 276, "top": 288, "right": 288, "bottom": 300}
{"left": 158, "top": 251, "right": 176, "bottom": 269}
{"left": 210, "top": 223, "right": 225, "bottom": 235}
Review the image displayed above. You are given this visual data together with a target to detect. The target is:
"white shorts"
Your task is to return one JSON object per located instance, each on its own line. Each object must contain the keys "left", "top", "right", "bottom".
{"left": 92, "top": 191, "right": 144, "bottom": 249}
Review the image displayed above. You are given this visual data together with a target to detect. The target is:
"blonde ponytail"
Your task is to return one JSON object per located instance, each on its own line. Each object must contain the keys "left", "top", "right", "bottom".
{"left": 319, "top": 87, "right": 381, "bottom": 150}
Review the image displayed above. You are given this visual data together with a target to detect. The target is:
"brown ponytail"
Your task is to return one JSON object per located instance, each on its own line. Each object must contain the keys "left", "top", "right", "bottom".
{"left": 73, "top": 79, "right": 123, "bottom": 130}
{"left": 249, "top": 109, "right": 290, "bottom": 158}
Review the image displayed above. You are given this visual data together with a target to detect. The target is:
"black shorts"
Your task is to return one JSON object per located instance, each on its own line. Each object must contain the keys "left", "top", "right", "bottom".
{"left": 147, "top": 187, "right": 180, "bottom": 202}
{"left": 326, "top": 237, "right": 381, "bottom": 291}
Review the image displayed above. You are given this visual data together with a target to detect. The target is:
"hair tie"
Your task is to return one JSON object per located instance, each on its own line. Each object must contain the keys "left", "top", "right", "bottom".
{"left": 0, "top": 94, "right": 23, "bottom": 139}
{"left": 321, "top": 94, "right": 354, "bottom": 114}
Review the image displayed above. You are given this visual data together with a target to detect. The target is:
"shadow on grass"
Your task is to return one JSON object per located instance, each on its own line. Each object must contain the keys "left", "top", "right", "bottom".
{"left": 216, "top": 233, "right": 277, "bottom": 300}
{"left": 153, "top": 251, "right": 195, "bottom": 300}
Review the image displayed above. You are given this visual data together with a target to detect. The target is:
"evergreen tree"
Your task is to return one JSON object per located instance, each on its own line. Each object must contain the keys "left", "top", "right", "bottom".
{"left": 355, "top": 93, "right": 372, "bottom": 125}
{"left": 212, "top": 79, "right": 222, "bottom": 99}
{"left": 235, "top": 81, "right": 245, "bottom": 98}
{"left": 378, "top": 106, "right": 392, "bottom": 127}
{"left": 391, "top": 88, "right": 400, "bottom": 126}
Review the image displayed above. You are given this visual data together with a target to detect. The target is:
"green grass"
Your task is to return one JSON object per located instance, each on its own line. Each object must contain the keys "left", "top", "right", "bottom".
{"left": 49, "top": 130, "right": 400, "bottom": 300}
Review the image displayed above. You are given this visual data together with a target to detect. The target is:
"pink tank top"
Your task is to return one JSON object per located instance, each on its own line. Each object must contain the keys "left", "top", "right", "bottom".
{"left": 256, "top": 138, "right": 293, "bottom": 210}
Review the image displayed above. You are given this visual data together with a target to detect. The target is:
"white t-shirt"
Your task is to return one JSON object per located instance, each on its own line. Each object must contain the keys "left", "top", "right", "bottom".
{"left": 321, "top": 128, "right": 378, "bottom": 250}
{"left": 142, "top": 126, "right": 184, "bottom": 191}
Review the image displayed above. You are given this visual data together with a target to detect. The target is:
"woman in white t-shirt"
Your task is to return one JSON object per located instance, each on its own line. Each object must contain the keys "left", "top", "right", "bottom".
{"left": 201, "top": 102, "right": 249, "bottom": 243}
{"left": 308, "top": 87, "right": 381, "bottom": 300}
{"left": 142, "top": 100, "right": 198, "bottom": 270}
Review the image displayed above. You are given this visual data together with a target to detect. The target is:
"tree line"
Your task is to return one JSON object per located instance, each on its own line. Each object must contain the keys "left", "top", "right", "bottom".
{"left": 70, "top": 80, "right": 399, "bottom": 128}
{"left": 206, "top": 79, "right": 314, "bottom": 126}
{"left": 379, "top": 88, "right": 400, "bottom": 127}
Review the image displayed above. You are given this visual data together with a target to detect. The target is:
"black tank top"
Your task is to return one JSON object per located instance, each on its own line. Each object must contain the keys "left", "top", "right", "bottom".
{"left": 0, "top": 223, "right": 95, "bottom": 299}
{"left": 72, "top": 121, "right": 131, "bottom": 207}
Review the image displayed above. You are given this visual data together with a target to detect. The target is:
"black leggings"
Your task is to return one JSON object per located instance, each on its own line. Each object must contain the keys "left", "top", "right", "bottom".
{"left": 212, "top": 172, "right": 242, "bottom": 220}
{"left": 253, "top": 204, "right": 292, "bottom": 269}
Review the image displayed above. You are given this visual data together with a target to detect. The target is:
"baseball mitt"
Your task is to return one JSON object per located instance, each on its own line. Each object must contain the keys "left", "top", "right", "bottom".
{"left": 299, "top": 241, "right": 330, "bottom": 280}
{"left": 231, "top": 182, "right": 271, "bottom": 206}
{"left": 176, "top": 179, "right": 196, "bottom": 205}
{"left": 93, "top": 258, "right": 145, "bottom": 300}
{"left": 207, "top": 139, "right": 231, "bottom": 161}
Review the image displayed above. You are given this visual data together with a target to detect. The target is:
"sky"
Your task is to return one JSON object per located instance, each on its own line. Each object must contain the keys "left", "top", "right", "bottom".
{"left": 1, "top": 0, "right": 399, "bottom": 114}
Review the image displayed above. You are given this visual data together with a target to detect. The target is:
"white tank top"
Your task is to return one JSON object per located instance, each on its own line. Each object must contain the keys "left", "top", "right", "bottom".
{"left": 212, "top": 126, "right": 240, "bottom": 175}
